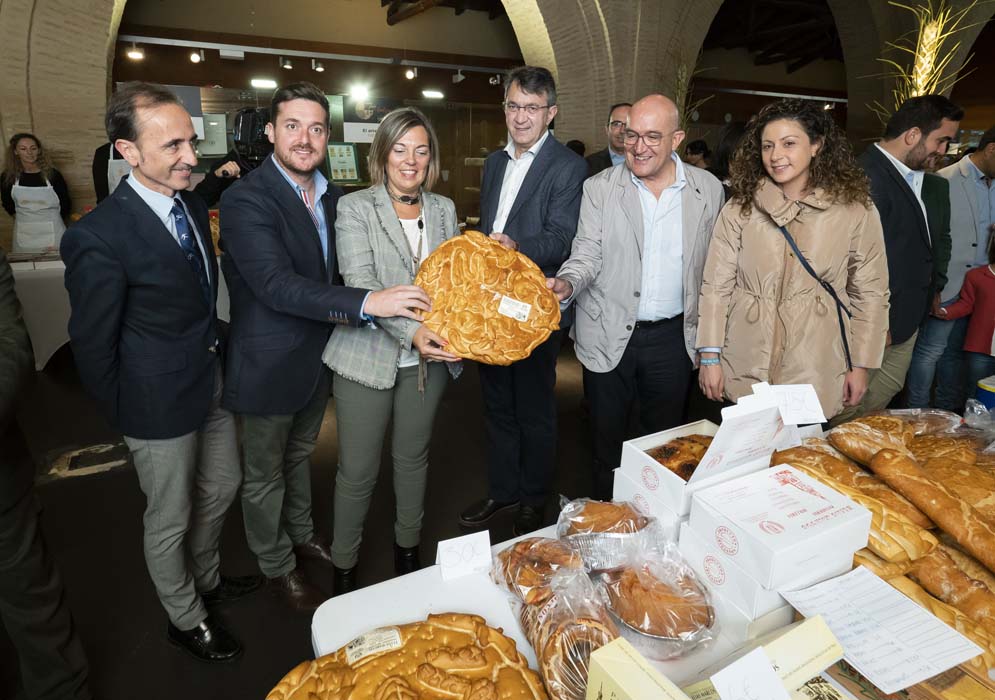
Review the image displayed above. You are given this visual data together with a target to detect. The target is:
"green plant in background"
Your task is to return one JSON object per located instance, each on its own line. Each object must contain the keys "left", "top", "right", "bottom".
{"left": 667, "top": 52, "right": 714, "bottom": 135}
{"left": 868, "top": 0, "right": 988, "bottom": 125}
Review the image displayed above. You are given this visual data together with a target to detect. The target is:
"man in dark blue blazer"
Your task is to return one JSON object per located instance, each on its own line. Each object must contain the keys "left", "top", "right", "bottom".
{"left": 458, "top": 66, "right": 587, "bottom": 536}
{"left": 835, "top": 94, "right": 962, "bottom": 423}
{"left": 62, "top": 83, "right": 255, "bottom": 663}
{"left": 220, "top": 83, "right": 429, "bottom": 605}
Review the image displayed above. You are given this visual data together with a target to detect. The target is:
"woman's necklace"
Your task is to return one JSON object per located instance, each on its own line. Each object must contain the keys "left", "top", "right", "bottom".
{"left": 387, "top": 184, "right": 420, "bottom": 205}
{"left": 395, "top": 202, "right": 425, "bottom": 272}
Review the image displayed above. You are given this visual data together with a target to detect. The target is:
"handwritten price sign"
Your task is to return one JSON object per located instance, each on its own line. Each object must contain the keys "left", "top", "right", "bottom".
{"left": 435, "top": 531, "right": 492, "bottom": 581}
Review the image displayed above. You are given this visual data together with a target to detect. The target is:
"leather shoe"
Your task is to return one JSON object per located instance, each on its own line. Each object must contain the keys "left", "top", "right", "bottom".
{"left": 394, "top": 543, "right": 421, "bottom": 576}
{"left": 513, "top": 504, "right": 544, "bottom": 537}
{"left": 167, "top": 615, "right": 242, "bottom": 663}
{"left": 334, "top": 566, "right": 358, "bottom": 596}
{"left": 267, "top": 568, "right": 327, "bottom": 612}
{"left": 293, "top": 534, "right": 334, "bottom": 567}
{"left": 201, "top": 574, "right": 264, "bottom": 606}
{"left": 458, "top": 498, "right": 519, "bottom": 527}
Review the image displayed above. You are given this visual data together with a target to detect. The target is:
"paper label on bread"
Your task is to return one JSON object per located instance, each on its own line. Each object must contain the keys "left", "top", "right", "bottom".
{"left": 498, "top": 294, "right": 532, "bottom": 322}
{"left": 345, "top": 627, "right": 403, "bottom": 664}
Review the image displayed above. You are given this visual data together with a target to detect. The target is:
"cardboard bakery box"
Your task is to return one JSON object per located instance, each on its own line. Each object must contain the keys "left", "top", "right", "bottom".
{"left": 679, "top": 521, "right": 853, "bottom": 619}
{"left": 613, "top": 468, "right": 684, "bottom": 542}
{"left": 689, "top": 466, "right": 871, "bottom": 590}
{"left": 709, "top": 584, "right": 795, "bottom": 646}
{"left": 620, "top": 400, "right": 786, "bottom": 516}
{"left": 586, "top": 637, "right": 691, "bottom": 700}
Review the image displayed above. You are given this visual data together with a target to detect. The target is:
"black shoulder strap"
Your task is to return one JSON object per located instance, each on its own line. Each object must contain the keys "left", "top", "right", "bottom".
{"left": 776, "top": 224, "right": 854, "bottom": 371}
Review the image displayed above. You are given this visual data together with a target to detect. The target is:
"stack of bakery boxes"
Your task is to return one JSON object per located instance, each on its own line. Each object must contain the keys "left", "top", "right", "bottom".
{"left": 613, "top": 399, "right": 872, "bottom": 650}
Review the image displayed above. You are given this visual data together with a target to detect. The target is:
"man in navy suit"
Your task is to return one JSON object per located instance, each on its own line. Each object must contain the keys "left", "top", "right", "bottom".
{"left": 458, "top": 66, "right": 587, "bottom": 536}
{"left": 835, "top": 94, "right": 962, "bottom": 422}
{"left": 220, "top": 83, "right": 429, "bottom": 604}
{"left": 62, "top": 82, "right": 256, "bottom": 663}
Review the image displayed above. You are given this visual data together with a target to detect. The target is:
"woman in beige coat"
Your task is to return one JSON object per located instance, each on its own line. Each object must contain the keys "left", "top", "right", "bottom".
{"left": 697, "top": 99, "right": 890, "bottom": 419}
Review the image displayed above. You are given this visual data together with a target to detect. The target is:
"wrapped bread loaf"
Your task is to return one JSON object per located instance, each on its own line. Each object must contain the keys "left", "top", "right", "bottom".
{"left": 266, "top": 612, "right": 548, "bottom": 700}
{"left": 909, "top": 549, "right": 995, "bottom": 638}
{"left": 602, "top": 566, "right": 713, "bottom": 640}
{"left": 771, "top": 446, "right": 932, "bottom": 529}
{"left": 887, "top": 576, "right": 995, "bottom": 674}
{"left": 828, "top": 417, "right": 914, "bottom": 466}
{"left": 853, "top": 548, "right": 911, "bottom": 579}
{"left": 556, "top": 499, "right": 656, "bottom": 571}
{"left": 868, "top": 449, "right": 995, "bottom": 575}
{"left": 493, "top": 538, "right": 584, "bottom": 605}
{"left": 910, "top": 434, "right": 979, "bottom": 464}
{"left": 783, "top": 461, "right": 936, "bottom": 562}
{"left": 921, "top": 457, "right": 995, "bottom": 522}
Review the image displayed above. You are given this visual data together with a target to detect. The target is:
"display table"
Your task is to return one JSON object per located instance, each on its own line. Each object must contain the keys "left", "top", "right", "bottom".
{"left": 10, "top": 259, "right": 231, "bottom": 372}
{"left": 11, "top": 260, "right": 71, "bottom": 370}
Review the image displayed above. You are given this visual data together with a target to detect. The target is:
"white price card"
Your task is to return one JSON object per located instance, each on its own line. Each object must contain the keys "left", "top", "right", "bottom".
{"left": 435, "top": 530, "right": 492, "bottom": 581}
{"left": 711, "top": 647, "right": 791, "bottom": 700}
{"left": 752, "top": 382, "right": 827, "bottom": 426}
{"left": 498, "top": 295, "right": 532, "bottom": 322}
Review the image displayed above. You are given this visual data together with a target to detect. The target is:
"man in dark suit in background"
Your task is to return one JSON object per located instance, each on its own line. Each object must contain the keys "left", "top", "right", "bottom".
{"left": 586, "top": 102, "right": 631, "bottom": 177}
{"left": 458, "top": 66, "right": 588, "bottom": 536}
{"left": 220, "top": 82, "right": 430, "bottom": 603}
{"left": 1, "top": 250, "right": 92, "bottom": 699}
{"left": 835, "top": 94, "right": 961, "bottom": 422}
{"left": 62, "top": 82, "right": 254, "bottom": 663}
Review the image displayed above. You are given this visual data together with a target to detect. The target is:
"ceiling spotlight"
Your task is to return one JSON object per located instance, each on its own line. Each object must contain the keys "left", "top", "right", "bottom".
{"left": 190, "top": 49, "right": 205, "bottom": 64}
{"left": 280, "top": 56, "right": 293, "bottom": 70}
{"left": 251, "top": 78, "right": 278, "bottom": 89}
{"left": 312, "top": 59, "right": 325, "bottom": 73}
{"left": 452, "top": 69, "right": 465, "bottom": 84}
{"left": 350, "top": 84, "right": 370, "bottom": 101}
{"left": 405, "top": 67, "right": 418, "bottom": 80}
{"left": 126, "top": 43, "right": 144, "bottom": 61}
{"left": 488, "top": 74, "right": 503, "bottom": 86}
{"left": 823, "top": 102, "right": 835, "bottom": 111}
{"left": 422, "top": 90, "right": 444, "bottom": 99}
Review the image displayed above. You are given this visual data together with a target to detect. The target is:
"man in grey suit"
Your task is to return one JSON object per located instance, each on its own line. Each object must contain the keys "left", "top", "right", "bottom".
{"left": 908, "top": 126, "right": 995, "bottom": 410}
{"left": 548, "top": 94, "right": 725, "bottom": 500}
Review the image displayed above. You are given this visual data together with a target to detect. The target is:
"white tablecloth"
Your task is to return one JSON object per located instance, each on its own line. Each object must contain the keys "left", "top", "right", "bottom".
{"left": 11, "top": 261, "right": 71, "bottom": 370}
{"left": 11, "top": 259, "right": 231, "bottom": 372}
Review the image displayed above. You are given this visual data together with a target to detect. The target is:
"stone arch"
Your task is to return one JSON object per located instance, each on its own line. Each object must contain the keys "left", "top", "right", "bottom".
{"left": 0, "top": 0, "right": 127, "bottom": 244}
{"left": 501, "top": 0, "right": 724, "bottom": 151}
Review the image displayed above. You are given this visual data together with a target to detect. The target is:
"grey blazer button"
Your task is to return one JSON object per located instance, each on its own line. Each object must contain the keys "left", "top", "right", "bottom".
{"left": 634, "top": 291, "right": 640, "bottom": 297}
{"left": 626, "top": 324, "right": 632, "bottom": 331}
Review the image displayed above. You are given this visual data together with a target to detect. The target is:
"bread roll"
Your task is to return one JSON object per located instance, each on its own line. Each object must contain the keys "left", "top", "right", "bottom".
{"left": 771, "top": 446, "right": 932, "bottom": 529}
{"left": 910, "top": 434, "right": 979, "bottom": 464}
{"left": 921, "top": 457, "right": 995, "bottom": 522}
{"left": 886, "top": 576, "right": 995, "bottom": 674}
{"left": 828, "top": 419, "right": 914, "bottom": 466}
{"left": 853, "top": 548, "right": 910, "bottom": 579}
{"left": 784, "top": 461, "right": 937, "bottom": 562}
{"left": 910, "top": 549, "right": 995, "bottom": 638}
{"left": 266, "top": 613, "right": 548, "bottom": 700}
{"left": 868, "top": 450, "right": 995, "bottom": 575}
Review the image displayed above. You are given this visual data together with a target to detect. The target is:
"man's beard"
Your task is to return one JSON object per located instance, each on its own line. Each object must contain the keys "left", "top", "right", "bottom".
{"left": 905, "top": 141, "right": 930, "bottom": 171}
{"left": 276, "top": 148, "right": 320, "bottom": 178}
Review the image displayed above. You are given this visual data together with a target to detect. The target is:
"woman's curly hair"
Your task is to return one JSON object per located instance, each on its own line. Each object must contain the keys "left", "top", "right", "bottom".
{"left": 728, "top": 98, "right": 871, "bottom": 215}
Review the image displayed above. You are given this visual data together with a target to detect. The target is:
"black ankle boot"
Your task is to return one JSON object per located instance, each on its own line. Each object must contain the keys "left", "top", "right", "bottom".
{"left": 394, "top": 543, "right": 421, "bottom": 576}
{"left": 333, "top": 566, "right": 357, "bottom": 596}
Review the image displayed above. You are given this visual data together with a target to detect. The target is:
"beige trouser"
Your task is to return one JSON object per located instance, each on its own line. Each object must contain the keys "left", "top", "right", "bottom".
{"left": 831, "top": 331, "right": 918, "bottom": 425}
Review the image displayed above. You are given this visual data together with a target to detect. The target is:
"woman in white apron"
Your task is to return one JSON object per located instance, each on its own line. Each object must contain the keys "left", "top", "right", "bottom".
{"left": 2, "top": 133, "right": 71, "bottom": 253}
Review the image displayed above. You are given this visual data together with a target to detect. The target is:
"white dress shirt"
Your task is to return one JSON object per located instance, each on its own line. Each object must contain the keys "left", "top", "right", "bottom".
{"left": 875, "top": 143, "right": 930, "bottom": 244}
{"left": 491, "top": 129, "right": 551, "bottom": 234}
{"left": 126, "top": 172, "right": 210, "bottom": 282}
{"left": 634, "top": 153, "right": 686, "bottom": 320}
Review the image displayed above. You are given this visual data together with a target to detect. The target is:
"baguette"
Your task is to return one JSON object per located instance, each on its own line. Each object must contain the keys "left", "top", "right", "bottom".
{"left": 909, "top": 549, "right": 995, "bottom": 638}
{"left": 939, "top": 543, "right": 995, "bottom": 595}
{"left": 887, "top": 575, "right": 995, "bottom": 674}
{"left": 910, "top": 434, "right": 979, "bottom": 464}
{"left": 868, "top": 450, "right": 995, "bottom": 575}
{"left": 800, "top": 437, "right": 862, "bottom": 468}
{"left": 921, "top": 457, "right": 995, "bottom": 522}
{"left": 783, "top": 461, "right": 937, "bottom": 562}
{"left": 828, "top": 420, "right": 914, "bottom": 466}
{"left": 771, "top": 447, "right": 932, "bottom": 529}
{"left": 853, "top": 548, "right": 911, "bottom": 579}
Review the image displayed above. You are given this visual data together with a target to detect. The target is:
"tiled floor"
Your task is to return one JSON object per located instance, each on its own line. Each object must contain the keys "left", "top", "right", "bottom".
{"left": 2, "top": 343, "right": 600, "bottom": 700}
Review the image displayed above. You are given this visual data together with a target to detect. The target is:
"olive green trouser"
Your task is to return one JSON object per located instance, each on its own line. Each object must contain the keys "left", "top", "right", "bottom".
{"left": 831, "top": 331, "right": 918, "bottom": 426}
{"left": 331, "top": 363, "right": 448, "bottom": 569}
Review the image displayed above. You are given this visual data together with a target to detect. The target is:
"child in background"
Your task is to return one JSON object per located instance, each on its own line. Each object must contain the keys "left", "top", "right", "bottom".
{"left": 936, "top": 238, "right": 995, "bottom": 395}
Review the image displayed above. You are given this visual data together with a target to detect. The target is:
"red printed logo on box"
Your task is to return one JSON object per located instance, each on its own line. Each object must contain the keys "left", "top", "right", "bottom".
{"left": 759, "top": 520, "right": 785, "bottom": 535}
{"left": 703, "top": 555, "right": 726, "bottom": 586}
{"left": 633, "top": 493, "right": 650, "bottom": 513}
{"left": 641, "top": 466, "right": 660, "bottom": 491}
{"left": 715, "top": 526, "right": 739, "bottom": 555}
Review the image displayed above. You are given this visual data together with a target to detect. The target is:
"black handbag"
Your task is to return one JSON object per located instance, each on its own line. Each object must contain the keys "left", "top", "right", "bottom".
{"left": 776, "top": 224, "right": 854, "bottom": 371}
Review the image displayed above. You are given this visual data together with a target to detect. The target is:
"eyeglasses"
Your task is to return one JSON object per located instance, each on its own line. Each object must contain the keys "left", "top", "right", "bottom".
{"left": 503, "top": 102, "right": 551, "bottom": 116}
{"left": 607, "top": 120, "right": 626, "bottom": 131}
{"left": 623, "top": 130, "right": 675, "bottom": 147}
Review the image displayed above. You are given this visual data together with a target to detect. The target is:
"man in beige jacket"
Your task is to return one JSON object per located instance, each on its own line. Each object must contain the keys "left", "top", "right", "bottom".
{"left": 548, "top": 94, "right": 725, "bottom": 499}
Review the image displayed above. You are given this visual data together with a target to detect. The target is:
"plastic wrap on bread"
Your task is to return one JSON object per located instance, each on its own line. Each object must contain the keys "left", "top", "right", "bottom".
{"left": 555, "top": 499, "right": 660, "bottom": 571}
{"left": 492, "top": 537, "right": 586, "bottom": 605}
